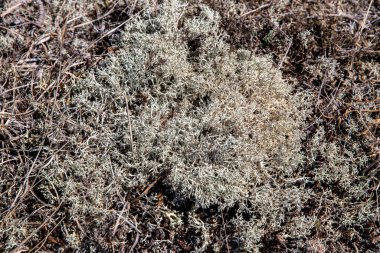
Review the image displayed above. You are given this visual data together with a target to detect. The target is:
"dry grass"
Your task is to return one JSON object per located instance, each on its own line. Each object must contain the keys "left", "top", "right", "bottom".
{"left": 1, "top": 0, "right": 379, "bottom": 252}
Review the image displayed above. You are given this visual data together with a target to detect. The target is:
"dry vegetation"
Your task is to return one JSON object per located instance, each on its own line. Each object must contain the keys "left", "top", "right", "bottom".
{"left": 0, "top": 0, "right": 379, "bottom": 252}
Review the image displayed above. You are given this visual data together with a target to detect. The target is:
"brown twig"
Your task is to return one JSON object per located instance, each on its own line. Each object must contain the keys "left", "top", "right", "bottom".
{"left": 355, "top": 0, "right": 374, "bottom": 45}
{"left": 9, "top": 202, "right": 62, "bottom": 253}
{"left": 72, "top": 2, "right": 117, "bottom": 29}
{"left": 307, "top": 13, "right": 360, "bottom": 24}
{"left": 29, "top": 216, "right": 64, "bottom": 252}
{"left": 240, "top": 3, "right": 271, "bottom": 18}
{"left": 129, "top": 233, "right": 139, "bottom": 253}
{"left": 113, "top": 201, "right": 130, "bottom": 236}
{"left": 111, "top": 209, "right": 141, "bottom": 233}
{"left": 278, "top": 39, "right": 292, "bottom": 70}
{"left": 130, "top": 178, "right": 159, "bottom": 203}
{"left": 6, "top": 146, "right": 43, "bottom": 214}
{"left": 0, "top": 0, "right": 32, "bottom": 18}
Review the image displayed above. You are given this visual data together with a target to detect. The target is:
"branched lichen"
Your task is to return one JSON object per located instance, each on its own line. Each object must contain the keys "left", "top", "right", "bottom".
{"left": 54, "top": 0, "right": 311, "bottom": 250}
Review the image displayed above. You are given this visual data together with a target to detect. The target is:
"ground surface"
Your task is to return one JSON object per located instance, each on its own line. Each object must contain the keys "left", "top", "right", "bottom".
{"left": 0, "top": 0, "right": 379, "bottom": 252}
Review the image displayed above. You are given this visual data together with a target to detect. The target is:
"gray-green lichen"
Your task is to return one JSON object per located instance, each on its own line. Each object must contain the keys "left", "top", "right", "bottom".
{"left": 53, "top": 1, "right": 312, "bottom": 250}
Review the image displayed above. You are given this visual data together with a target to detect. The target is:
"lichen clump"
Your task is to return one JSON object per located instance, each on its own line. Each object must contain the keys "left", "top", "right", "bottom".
{"left": 26, "top": 0, "right": 311, "bottom": 251}
{"left": 70, "top": 1, "right": 309, "bottom": 208}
